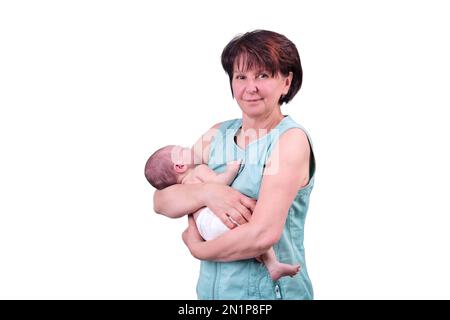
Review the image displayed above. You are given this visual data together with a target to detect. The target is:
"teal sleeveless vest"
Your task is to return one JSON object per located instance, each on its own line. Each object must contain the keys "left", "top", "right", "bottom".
{"left": 197, "top": 115, "right": 315, "bottom": 300}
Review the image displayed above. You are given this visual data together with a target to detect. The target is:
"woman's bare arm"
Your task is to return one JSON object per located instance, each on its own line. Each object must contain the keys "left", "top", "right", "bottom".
{"left": 183, "top": 128, "right": 311, "bottom": 261}
{"left": 153, "top": 183, "right": 207, "bottom": 218}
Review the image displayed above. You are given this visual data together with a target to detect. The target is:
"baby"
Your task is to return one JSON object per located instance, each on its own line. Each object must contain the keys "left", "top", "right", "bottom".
{"left": 145, "top": 145, "right": 300, "bottom": 281}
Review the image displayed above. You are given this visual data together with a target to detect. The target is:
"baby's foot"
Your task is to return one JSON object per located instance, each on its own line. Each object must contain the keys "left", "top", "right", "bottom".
{"left": 268, "top": 263, "right": 301, "bottom": 281}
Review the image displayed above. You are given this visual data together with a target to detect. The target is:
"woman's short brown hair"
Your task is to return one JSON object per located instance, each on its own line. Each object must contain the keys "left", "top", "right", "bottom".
{"left": 221, "top": 30, "right": 302, "bottom": 105}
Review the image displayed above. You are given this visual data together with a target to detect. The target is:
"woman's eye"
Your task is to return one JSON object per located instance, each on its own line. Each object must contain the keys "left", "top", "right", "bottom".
{"left": 258, "top": 73, "right": 269, "bottom": 79}
{"left": 235, "top": 75, "right": 246, "bottom": 80}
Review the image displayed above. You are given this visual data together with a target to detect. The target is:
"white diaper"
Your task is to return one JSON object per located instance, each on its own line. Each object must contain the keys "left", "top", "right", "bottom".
{"left": 195, "top": 207, "right": 230, "bottom": 241}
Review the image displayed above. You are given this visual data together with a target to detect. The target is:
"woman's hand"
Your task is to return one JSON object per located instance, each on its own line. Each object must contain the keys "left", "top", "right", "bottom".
{"left": 203, "top": 183, "right": 256, "bottom": 229}
{"left": 182, "top": 215, "right": 203, "bottom": 257}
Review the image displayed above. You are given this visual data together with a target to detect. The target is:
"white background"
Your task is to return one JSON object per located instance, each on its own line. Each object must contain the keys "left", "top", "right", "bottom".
{"left": 1, "top": 0, "right": 449, "bottom": 299}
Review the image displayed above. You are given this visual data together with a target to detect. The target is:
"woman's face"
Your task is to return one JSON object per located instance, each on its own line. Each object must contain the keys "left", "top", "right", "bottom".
{"left": 231, "top": 63, "right": 292, "bottom": 118}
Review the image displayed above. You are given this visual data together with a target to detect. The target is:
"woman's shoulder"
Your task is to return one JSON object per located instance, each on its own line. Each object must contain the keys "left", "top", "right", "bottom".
{"left": 201, "top": 119, "right": 241, "bottom": 139}
{"left": 215, "top": 118, "right": 242, "bottom": 131}
{"left": 277, "top": 127, "right": 310, "bottom": 149}
{"left": 277, "top": 116, "right": 314, "bottom": 148}
{"left": 279, "top": 116, "right": 310, "bottom": 133}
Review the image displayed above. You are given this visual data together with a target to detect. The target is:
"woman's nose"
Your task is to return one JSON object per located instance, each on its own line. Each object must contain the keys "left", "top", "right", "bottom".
{"left": 245, "top": 81, "right": 258, "bottom": 94}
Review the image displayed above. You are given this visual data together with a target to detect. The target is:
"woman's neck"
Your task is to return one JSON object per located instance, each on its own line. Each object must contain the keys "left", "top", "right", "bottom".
{"left": 241, "top": 109, "right": 284, "bottom": 132}
{"left": 235, "top": 109, "right": 285, "bottom": 148}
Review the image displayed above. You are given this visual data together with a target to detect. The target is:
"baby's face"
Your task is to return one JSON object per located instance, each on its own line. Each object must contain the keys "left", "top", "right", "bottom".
{"left": 170, "top": 146, "right": 195, "bottom": 166}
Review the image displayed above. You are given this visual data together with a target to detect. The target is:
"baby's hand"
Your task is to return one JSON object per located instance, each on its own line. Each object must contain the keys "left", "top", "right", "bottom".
{"left": 215, "top": 160, "right": 242, "bottom": 187}
{"left": 226, "top": 159, "right": 242, "bottom": 173}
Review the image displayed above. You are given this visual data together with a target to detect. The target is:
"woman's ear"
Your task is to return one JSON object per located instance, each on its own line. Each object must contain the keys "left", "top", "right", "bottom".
{"left": 174, "top": 164, "right": 187, "bottom": 173}
{"left": 283, "top": 71, "right": 293, "bottom": 95}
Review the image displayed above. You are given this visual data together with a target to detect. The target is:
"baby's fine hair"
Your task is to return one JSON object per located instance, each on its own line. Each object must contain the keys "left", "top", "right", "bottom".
{"left": 145, "top": 145, "right": 178, "bottom": 190}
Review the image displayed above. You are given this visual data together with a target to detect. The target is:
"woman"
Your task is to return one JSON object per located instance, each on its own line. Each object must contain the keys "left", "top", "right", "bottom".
{"left": 153, "top": 30, "right": 315, "bottom": 299}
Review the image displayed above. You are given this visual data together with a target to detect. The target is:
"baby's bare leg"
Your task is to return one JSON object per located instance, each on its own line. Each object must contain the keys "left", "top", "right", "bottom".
{"left": 259, "top": 248, "right": 300, "bottom": 281}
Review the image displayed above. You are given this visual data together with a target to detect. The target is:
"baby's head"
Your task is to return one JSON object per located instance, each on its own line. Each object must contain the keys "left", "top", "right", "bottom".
{"left": 144, "top": 145, "right": 195, "bottom": 189}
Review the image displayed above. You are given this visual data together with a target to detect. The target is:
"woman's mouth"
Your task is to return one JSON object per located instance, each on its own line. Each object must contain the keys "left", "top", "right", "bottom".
{"left": 244, "top": 98, "right": 263, "bottom": 103}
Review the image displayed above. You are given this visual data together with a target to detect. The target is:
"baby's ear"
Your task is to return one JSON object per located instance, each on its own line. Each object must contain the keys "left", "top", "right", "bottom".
{"left": 174, "top": 164, "right": 187, "bottom": 174}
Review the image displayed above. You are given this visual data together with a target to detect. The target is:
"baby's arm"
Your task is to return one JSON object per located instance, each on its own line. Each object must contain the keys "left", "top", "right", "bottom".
{"left": 194, "top": 161, "right": 241, "bottom": 186}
